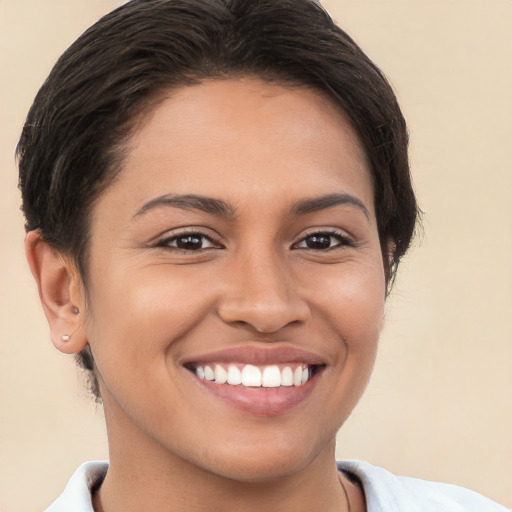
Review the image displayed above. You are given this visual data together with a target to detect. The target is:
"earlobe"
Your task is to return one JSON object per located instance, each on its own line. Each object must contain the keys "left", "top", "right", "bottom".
{"left": 25, "top": 230, "right": 88, "bottom": 355}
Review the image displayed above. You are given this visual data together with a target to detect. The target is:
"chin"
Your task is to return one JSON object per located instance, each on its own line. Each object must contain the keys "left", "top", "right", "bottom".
{"left": 195, "top": 431, "right": 332, "bottom": 484}
{"left": 211, "top": 455, "right": 313, "bottom": 484}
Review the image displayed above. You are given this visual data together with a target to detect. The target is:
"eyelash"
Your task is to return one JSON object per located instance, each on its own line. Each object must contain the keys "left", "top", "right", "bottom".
{"left": 154, "top": 230, "right": 223, "bottom": 252}
{"left": 291, "top": 230, "right": 355, "bottom": 251}
{"left": 154, "top": 229, "right": 355, "bottom": 253}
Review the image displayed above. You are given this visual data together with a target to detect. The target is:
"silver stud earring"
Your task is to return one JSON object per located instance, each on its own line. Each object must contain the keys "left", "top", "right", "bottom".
{"left": 73, "top": 306, "right": 80, "bottom": 314}
{"left": 61, "top": 334, "right": 70, "bottom": 342}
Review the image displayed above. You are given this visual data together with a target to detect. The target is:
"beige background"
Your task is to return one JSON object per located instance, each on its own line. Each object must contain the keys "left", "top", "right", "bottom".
{"left": 1, "top": 1, "right": 511, "bottom": 510}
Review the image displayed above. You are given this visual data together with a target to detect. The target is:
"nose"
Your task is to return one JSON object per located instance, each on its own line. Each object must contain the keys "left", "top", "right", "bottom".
{"left": 217, "top": 250, "right": 310, "bottom": 334}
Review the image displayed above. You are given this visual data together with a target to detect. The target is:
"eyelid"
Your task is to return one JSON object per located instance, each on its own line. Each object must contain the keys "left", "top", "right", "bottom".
{"left": 152, "top": 227, "right": 225, "bottom": 250}
{"left": 291, "top": 228, "right": 356, "bottom": 249}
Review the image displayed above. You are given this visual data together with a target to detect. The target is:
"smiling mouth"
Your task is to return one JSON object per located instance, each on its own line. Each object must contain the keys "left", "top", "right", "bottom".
{"left": 185, "top": 363, "right": 323, "bottom": 388}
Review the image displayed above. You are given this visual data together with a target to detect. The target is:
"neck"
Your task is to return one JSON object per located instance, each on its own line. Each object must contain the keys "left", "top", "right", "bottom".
{"left": 94, "top": 425, "right": 351, "bottom": 512}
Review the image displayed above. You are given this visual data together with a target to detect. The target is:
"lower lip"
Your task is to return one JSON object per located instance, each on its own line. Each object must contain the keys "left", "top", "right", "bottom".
{"left": 187, "top": 370, "right": 320, "bottom": 416}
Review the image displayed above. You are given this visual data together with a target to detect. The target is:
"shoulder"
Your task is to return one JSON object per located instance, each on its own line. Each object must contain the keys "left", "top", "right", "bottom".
{"left": 45, "top": 459, "right": 508, "bottom": 512}
{"left": 338, "top": 460, "right": 508, "bottom": 512}
{"left": 45, "top": 461, "right": 108, "bottom": 512}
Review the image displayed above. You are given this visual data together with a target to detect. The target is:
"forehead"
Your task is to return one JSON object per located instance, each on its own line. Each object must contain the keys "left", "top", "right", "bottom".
{"left": 99, "top": 78, "right": 373, "bottom": 217}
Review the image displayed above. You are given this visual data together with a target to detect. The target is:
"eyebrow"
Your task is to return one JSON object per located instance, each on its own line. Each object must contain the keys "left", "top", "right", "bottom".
{"left": 133, "top": 194, "right": 236, "bottom": 218}
{"left": 133, "top": 192, "right": 369, "bottom": 220}
{"left": 290, "top": 193, "right": 369, "bottom": 219}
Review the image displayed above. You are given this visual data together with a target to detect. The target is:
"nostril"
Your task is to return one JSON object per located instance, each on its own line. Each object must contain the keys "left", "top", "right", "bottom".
{"left": 218, "top": 297, "right": 310, "bottom": 334}
{"left": 226, "top": 315, "right": 304, "bottom": 335}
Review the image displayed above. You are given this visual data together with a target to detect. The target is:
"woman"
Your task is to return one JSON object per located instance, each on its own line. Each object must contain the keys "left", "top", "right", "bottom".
{"left": 17, "top": 0, "right": 508, "bottom": 510}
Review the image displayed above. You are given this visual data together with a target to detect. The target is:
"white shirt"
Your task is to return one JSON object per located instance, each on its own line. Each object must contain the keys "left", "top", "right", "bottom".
{"left": 45, "top": 460, "right": 508, "bottom": 511}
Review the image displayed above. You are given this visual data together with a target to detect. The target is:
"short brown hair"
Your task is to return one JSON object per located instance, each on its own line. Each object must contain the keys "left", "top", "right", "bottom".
{"left": 17, "top": 0, "right": 418, "bottom": 399}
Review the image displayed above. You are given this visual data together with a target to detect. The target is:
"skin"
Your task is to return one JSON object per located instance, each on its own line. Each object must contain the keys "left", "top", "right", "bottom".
{"left": 26, "top": 78, "right": 386, "bottom": 512}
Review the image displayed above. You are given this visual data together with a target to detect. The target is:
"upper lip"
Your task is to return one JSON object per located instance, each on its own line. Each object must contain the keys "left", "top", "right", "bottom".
{"left": 180, "top": 345, "right": 326, "bottom": 367}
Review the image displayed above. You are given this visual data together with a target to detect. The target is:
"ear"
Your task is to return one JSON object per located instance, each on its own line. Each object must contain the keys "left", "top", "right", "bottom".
{"left": 383, "top": 239, "right": 396, "bottom": 291}
{"left": 25, "top": 230, "right": 88, "bottom": 354}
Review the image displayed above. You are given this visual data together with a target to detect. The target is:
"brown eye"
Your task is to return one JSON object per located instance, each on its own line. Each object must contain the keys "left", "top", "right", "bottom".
{"left": 175, "top": 235, "right": 205, "bottom": 250}
{"left": 293, "top": 231, "right": 353, "bottom": 251}
{"left": 304, "top": 234, "right": 332, "bottom": 250}
{"left": 157, "top": 232, "right": 220, "bottom": 251}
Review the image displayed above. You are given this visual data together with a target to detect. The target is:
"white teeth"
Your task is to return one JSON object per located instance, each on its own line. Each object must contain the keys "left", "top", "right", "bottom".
{"left": 227, "top": 364, "right": 242, "bottom": 385}
{"left": 214, "top": 365, "right": 228, "bottom": 384}
{"left": 194, "top": 363, "right": 314, "bottom": 387}
{"left": 293, "top": 366, "right": 303, "bottom": 386}
{"left": 241, "top": 364, "right": 262, "bottom": 387}
{"left": 196, "top": 366, "right": 205, "bottom": 379}
{"left": 204, "top": 365, "right": 215, "bottom": 381}
{"left": 262, "top": 365, "right": 281, "bottom": 387}
{"left": 281, "top": 366, "right": 293, "bottom": 386}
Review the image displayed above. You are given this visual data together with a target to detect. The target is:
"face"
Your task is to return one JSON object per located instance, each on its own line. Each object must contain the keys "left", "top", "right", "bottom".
{"left": 81, "top": 78, "right": 386, "bottom": 482}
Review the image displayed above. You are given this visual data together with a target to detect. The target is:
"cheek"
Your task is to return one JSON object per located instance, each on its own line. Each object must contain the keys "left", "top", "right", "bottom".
{"left": 312, "top": 258, "right": 386, "bottom": 344}
{"left": 84, "top": 265, "right": 214, "bottom": 373}
{"left": 315, "top": 266, "right": 384, "bottom": 420}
